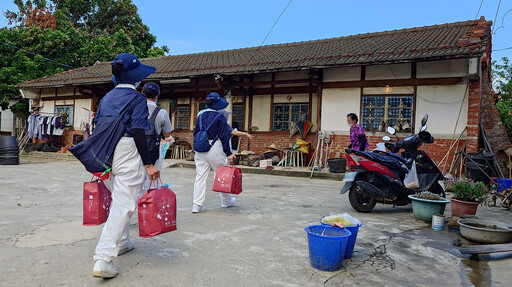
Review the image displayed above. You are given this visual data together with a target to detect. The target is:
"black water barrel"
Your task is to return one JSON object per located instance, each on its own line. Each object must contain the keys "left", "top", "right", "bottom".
{"left": 328, "top": 158, "right": 347, "bottom": 173}
{"left": 0, "top": 136, "right": 19, "bottom": 165}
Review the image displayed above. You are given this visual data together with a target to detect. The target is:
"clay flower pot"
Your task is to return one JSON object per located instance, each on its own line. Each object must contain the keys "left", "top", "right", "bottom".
{"left": 450, "top": 198, "right": 479, "bottom": 217}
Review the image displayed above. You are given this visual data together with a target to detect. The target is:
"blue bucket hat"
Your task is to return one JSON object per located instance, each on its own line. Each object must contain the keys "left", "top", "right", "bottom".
{"left": 205, "top": 92, "right": 229, "bottom": 110}
{"left": 111, "top": 53, "right": 156, "bottom": 84}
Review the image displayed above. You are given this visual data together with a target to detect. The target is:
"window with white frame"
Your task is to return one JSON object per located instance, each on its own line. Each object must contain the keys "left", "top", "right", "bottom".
{"left": 360, "top": 95, "right": 414, "bottom": 132}
{"left": 272, "top": 103, "right": 309, "bottom": 131}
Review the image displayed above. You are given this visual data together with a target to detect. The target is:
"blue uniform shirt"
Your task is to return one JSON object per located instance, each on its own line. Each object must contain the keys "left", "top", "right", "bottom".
{"left": 94, "top": 85, "right": 149, "bottom": 134}
{"left": 193, "top": 111, "right": 233, "bottom": 156}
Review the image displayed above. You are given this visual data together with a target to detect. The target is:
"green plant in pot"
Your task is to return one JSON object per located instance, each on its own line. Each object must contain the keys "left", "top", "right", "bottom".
{"left": 408, "top": 191, "right": 450, "bottom": 221}
{"left": 451, "top": 180, "right": 487, "bottom": 217}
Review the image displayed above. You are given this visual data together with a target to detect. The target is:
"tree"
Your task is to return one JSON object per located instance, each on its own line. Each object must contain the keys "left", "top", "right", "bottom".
{"left": 492, "top": 57, "right": 512, "bottom": 141}
{"left": 1, "top": 0, "right": 169, "bottom": 112}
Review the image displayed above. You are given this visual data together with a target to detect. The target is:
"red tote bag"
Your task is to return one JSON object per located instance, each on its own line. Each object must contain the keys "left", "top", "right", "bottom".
{"left": 138, "top": 181, "right": 177, "bottom": 238}
{"left": 212, "top": 166, "right": 243, "bottom": 194}
{"left": 83, "top": 178, "right": 112, "bottom": 226}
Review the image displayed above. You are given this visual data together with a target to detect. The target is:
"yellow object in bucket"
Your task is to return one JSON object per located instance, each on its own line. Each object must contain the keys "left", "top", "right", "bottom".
{"left": 321, "top": 214, "right": 358, "bottom": 227}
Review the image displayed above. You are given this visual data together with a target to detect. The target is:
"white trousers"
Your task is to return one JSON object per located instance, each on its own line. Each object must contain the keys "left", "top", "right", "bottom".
{"left": 193, "top": 141, "right": 232, "bottom": 206}
{"left": 94, "top": 137, "right": 145, "bottom": 262}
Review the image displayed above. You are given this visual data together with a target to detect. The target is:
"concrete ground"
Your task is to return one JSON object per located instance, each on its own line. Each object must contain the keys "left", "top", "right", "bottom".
{"left": 1, "top": 160, "right": 511, "bottom": 287}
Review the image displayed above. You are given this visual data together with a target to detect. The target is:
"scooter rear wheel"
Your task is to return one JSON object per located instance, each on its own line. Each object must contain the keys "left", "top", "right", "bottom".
{"left": 349, "top": 184, "right": 377, "bottom": 213}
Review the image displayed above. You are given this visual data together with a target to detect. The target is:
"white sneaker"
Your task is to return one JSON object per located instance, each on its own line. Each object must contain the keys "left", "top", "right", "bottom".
{"left": 192, "top": 204, "right": 206, "bottom": 213}
{"left": 92, "top": 260, "right": 118, "bottom": 278}
{"left": 221, "top": 197, "right": 237, "bottom": 208}
{"left": 118, "top": 241, "right": 134, "bottom": 256}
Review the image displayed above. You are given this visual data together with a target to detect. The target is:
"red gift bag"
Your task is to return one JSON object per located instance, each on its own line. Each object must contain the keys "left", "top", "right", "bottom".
{"left": 212, "top": 166, "right": 242, "bottom": 194}
{"left": 138, "top": 181, "right": 177, "bottom": 238}
{"left": 83, "top": 178, "right": 111, "bottom": 226}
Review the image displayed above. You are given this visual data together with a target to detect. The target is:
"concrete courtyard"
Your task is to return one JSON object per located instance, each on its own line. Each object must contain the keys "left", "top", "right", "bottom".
{"left": 1, "top": 159, "right": 511, "bottom": 287}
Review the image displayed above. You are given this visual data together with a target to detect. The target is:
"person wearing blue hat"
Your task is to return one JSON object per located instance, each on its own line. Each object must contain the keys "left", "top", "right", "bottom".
{"left": 192, "top": 92, "right": 237, "bottom": 213}
{"left": 141, "top": 82, "right": 174, "bottom": 190}
{"left": 92, "top": 53, "right": 159, "bottom": 278}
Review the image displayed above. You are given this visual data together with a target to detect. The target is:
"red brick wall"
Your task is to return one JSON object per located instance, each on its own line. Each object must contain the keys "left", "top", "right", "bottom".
{"left": 467, "top": 80, "right": 481, "bottom": 153}
{"left": 170, "top": 129, "right": 462, "bottom": 171}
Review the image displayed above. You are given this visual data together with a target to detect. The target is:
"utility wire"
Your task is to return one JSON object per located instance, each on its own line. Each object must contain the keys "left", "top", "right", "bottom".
{"left": 492, "top": 0, "right": 502, "bottom": 33}
{"left": 1, "top": 41, "right": 75, "bottom": 69}
{"left": 475, "top": 0, "right": 484, "bottom": 19}
{"left": 0, "top": 41, "right": 103, "bottom": 77}
{"left": 493, "top": 46, "right": 512, "bottom": 51}
{"left": 260, "top": 0, "right": 293, "bottom": 46}
{"left": 493, "top": 8, "right": 512, "bottom": 34}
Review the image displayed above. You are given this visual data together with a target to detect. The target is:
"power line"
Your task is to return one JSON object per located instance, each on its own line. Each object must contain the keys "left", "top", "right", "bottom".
{"left": 475, "top": 0, "right": 484, "bottom": 19}
{"left": 260, "top": 0, "right": 293, "bottom": 46}
{"left": 492, "top": 0, "right": 502, "bottom": 33}
{"left": 1, "top": 41, "right": 75, "bottom": 69}
{"left": 0, "top": 41, "right": 102, "bottom": 77}
{"left": 493, "top": 46, "right": 512, "bottom": 52}
{"left": 493, "top": 8, "right": 512, "bottom": 34}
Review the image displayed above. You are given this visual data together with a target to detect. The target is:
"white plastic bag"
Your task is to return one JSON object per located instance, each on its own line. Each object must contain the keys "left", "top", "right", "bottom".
{"left": 321, "top": 212, "right": 361, "bottom": 226}
{"left": 404, "top": 161, "right": 419, "bottom": 189}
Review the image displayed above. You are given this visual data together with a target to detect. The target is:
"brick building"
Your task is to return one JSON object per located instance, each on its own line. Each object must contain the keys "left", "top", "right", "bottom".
{"left": 17, "top": 18, "right": 510, "bottom": 169}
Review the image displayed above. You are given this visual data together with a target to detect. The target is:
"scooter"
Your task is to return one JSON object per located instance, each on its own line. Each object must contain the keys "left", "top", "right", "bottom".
{"left": 340, "top": 114, "right": 445, "bottom": 213}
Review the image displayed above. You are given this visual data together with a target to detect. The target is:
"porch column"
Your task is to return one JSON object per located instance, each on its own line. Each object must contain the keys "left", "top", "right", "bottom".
{"left": 225, "top": 89, "right": 233, "bottom": 126}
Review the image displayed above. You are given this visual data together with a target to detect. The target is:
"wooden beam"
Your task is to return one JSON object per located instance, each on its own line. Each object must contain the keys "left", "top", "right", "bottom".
{"left": 323, "top": 77, "right": 465, "bottom": 89}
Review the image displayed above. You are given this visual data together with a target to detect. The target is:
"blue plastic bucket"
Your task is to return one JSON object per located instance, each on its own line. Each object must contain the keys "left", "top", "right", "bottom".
{"left": 319, "top": 217, "right": 362, "bottom": 259}
{"left": 492, "top": 178, "right": 512, "bottom": 193}
{"left": 305, "top": 225, "right": 351, "bottom": 271}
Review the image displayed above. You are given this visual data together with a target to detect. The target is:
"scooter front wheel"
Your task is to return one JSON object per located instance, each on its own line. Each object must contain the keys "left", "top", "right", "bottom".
{"left": 349, "top": 184, "right": 377, "bottom": 213}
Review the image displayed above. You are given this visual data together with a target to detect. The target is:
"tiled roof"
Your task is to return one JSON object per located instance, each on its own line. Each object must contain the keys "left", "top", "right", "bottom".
{"left": 17, "top": 18, "right": 491, "bottom": 89}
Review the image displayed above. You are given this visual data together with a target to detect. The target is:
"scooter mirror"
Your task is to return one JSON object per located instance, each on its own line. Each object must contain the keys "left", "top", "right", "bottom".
{"left": 382, "top": 136, "right": 391, "bottom": 141}
{"left": 421, "top": 114, "right": 429, "bottom": 127}
{"left": 420, "top": 125, "right": 428, "bottom": 132}
{"left": 387, "top": 126, "right": 396, "bottom": 135}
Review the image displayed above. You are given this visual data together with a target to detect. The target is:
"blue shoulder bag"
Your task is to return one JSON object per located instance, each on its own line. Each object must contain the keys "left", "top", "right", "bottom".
{"left": 193, "top": 113, "right": 222, "bottom": 152}
{"left": 69, "top": 97, "right": 136, "bottom": 174}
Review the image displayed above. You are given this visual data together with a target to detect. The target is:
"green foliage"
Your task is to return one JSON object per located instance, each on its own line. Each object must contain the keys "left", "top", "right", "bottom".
{"left": 453, "top": 180, "right": 488, "bottom": 203}
{"left": 492, "top": 57, "right": 512, "bottom": 141}
{"left": 1, "top": 0, "right": 169, "bottom": 112}
{"left": 9, "top": 99, "right": 29, "bottom": 113}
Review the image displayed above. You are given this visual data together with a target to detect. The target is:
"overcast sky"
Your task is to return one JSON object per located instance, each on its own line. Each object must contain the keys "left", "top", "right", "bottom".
{"left": 1, "top": 0, "right": 511, "bottom": 61}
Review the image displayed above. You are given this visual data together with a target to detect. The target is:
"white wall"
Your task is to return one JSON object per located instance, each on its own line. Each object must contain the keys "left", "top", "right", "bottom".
{"left": 366, "top": 63, "right": 411, "bottom": 80}
{"left": 321, "top": 88, "right": 360, "bottom": 132}
{"left": 323, "top": 67, "right": 360, "bottom": 82}
{"left": 415, "top": 85, "right": 468, "bottom": 137}
{"left": 73, "top": 99, "right": 91, "bottom": 130}
{"left": 251, "top": 95, "right": 271, "bottom": 132}
{"left": 417, "top": 59, "right": 468, "bottom": 78}
{"left": 0, "top": 100, "right": 17, "bottom": 133}
{"left": 363, "top": 86, "right": 414, "bottom": 95}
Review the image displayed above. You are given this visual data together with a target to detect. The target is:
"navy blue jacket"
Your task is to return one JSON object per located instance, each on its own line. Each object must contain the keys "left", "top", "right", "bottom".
{"left": 94, "top": 87, "right": 149, "bottom": 134}
{"left": 193, "top": 111, "right": 233, "bottom": 156}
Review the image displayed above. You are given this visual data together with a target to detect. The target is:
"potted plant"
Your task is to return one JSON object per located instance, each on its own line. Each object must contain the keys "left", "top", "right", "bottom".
{"left": 408, "top": 191, "right": 450, "bottom": 221}
{"left": 451, "top": 180, "right": 487, "bottom": 216}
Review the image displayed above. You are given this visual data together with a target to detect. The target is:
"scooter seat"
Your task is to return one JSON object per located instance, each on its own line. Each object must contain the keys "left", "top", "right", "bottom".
{"left": 348, "top": 149, "right": 408, "bottom": 174}
{"left": 372, "top": 150, "right": 412, "bottom": 165}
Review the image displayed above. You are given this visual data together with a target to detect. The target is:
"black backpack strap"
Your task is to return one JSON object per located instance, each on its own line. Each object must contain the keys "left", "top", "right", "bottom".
{"left": 148, "top": 106, "right": 162, "bottom": 135}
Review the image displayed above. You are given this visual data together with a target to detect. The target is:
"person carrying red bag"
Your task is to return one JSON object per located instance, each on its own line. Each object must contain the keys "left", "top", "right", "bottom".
{"left": 192, "top": 92, "right": 237, "bottom": 213}
{"left": 91, "top": 53, "right": 160, "bottom": 279}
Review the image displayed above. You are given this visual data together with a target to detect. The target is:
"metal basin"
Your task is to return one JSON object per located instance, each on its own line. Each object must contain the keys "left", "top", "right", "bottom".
{"left": 457, "top": 219, "right": 512, "bottom": 244}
